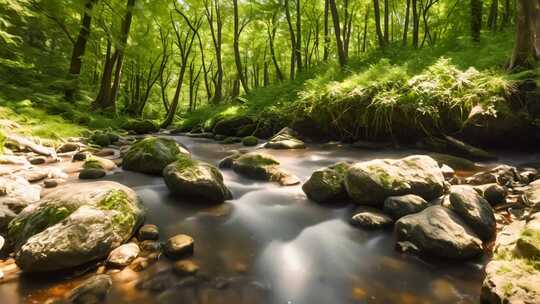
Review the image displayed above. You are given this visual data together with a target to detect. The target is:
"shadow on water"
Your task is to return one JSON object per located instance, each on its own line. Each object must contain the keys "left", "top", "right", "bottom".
{"left": 3, "top": 135, "right": 527, "bottom": 304}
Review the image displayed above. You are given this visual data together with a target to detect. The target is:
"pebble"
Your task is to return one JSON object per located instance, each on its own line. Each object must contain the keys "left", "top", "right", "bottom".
{"left": 29, "top": 157, "right": 47, "bottom": 165}
{"left": 138, "top": 224, "right": 159, "bottom": 241}
{"left": 164, "top": 234, "right": 194, "bottom": 259}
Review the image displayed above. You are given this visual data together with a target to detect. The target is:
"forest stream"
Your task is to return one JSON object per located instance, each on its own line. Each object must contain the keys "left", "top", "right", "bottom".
{"left": 2, "top": 134, "right": 538, "bottom": 304}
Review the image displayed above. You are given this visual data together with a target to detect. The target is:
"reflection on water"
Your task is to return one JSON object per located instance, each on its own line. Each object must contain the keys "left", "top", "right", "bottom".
{"left": 3, "top": 136, "right": 528, "bottom": 304}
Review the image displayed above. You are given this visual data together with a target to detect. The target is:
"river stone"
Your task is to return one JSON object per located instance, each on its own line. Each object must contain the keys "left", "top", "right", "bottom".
{"left": 350, "top": 207, "right": 393, "bottom": 229}
{"left": 464, "top": 165, "right": 518, "bottom": 186}
{"left": 57, "top": 142, "right": 79, "bottom": 153}
{"left": 29, "top": 156, "right": 46, "bottom": 165}
{"left": 9, "top": 181, "right": 144, "bottom": 272}
{"left": 231, "top": 152, "right": 300, "bottom": 186}
{"left": 83, "top": 157, "right": 116, "bottom": 171}
{"left": 122, "top": 137, "right": 189, "bottom": 175}
{"left": 516, "top": 213, "right": 540, "bottom": 259}
{"left": 107, "top": 243, "right": 140, "bottom": 268}
{"left": 449, "top": 186, "right": 496, "bottom": 241}
{"left": 73, "top": 151, "right": 90, "bottom": 162}
{"left": 67, "top": 274, "right": 113, "bottom": 304}
{"left": 0, "top": 176, "right": 41, "bottom": 213}
{"left": 242, "top": 136, "right": 258, "bottom": 147}
{"left": 383, "top": 194, "right": 429, "bottom": 220}
{"left": 163, "top": 158, "right": 232, "bottom": 203}
{"left": 481, "top": 220, "right": 540, "bottom": 304}
{"left": 173, "top": 260, "right": 199, "bottom": 276}
{"left": 395, "top": 206, "right": 483, "bottom": 259}
{"left": 302, "top": 162, "right": 350, "bottom": 203}
{"left": 79, "top": 168, "right": 106, "bottom": 180}
{"left": 264, "top": 127, "right": 305, "bottom": 150}
{"left": 138, "top": 224, "right": 159, "bottom": 241}
{"left": 345, "top": 155, "right": 445, "bottom": 206}
{"left": 524, "top": 179, "right": 540, "bottom": 212}
{"left": 164, "top": 234, "right": 194, "bottom": 258}
{"left": 473, "top": 183, "right": 507, "bottom": 206}
{"left": 213, "top": 116, "right": 253, "bottom": 137}
{"left": 0, "top": 204, "right": 16, "bottom": 233}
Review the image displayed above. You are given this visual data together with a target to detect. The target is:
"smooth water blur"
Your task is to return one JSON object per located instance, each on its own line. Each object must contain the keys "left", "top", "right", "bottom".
{"left": 5, "top": 136, "right": 533, "bottom": 304}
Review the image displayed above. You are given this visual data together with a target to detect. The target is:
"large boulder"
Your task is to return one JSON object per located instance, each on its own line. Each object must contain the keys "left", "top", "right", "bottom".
{"left": 449, "top": 186, "right": 496, "bottom": 241}
{"left": 302, "top": 162, "right": 350, "bottom": 203}
{"left": 395, "top": 206, "right": 483, "bottom": 259}
{"left": 383, "top": 194, "right": 429, "bottom": 220}
{"left": 264, "top": 127, "right": 305, "bottom": 150}
{"left": 481, "top": 219, "right": 540, "bottom": 304}
{"left": 163, "top": 158, "right": 232, "bottom": 203}
{"left": 8, "top": 182, "right": 144, "bottom": 272}
{"left": 344, "top": 155, "right": 445, "bottom": 206}
{"left": 122, "top": 137, "right": 189, "bottom": 175}
{"left": 231, "top": 152, "right": 300, "bottom": 186}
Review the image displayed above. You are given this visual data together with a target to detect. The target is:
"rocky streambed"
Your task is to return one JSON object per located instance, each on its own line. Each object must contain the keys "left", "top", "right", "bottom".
{"left": 0, "top": 126, "right": 539, "bottom": 303}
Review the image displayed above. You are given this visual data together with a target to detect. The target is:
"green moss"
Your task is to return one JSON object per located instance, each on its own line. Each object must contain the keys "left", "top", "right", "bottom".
{"left": 83, "top": 158, "right": 103, "bottom": 170}
{"left": 517, "top": 228, "right": 540, "bottom": 258}
{"left": 90, "top": 132, "right": 111, "bottom": 147}
{"left": 242, "top": 136, "right": 258, "bottom": 146}
{"left": 236, "top": 154, "right": 280, "bottom": 167}
{"left": 123, "top": 137, "right": 184, "bottom": 175}
{"left": 98, "top": 190, "right": 139, "bottom": 232}
{"left": 8, "top": 204, "right": 75, "bottom": 247}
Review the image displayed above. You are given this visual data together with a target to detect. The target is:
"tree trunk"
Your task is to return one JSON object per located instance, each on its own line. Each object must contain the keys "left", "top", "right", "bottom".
{"left": 373, "top": 0, "right": 385, "bottom": 48}
{"left": 412, "top": 0, "right": 419, "bottom": 48}
{"left": 471, "top": 0, "right": 483, "bottom": 42}
{"left": 508, "top": 0, "right": 538, "bottom": 69}
{"left": 329, "top": 0, "right": 347, "bottom": 67}
{"left": 487, "top": 0, "right": 498, "bottom": 31}
{"left": 501, "top": 0, "right": 511, "bottom": 28}
{"left": 323, "top": 0, "right": 330, "bottom": 61}
{"left": 233, "top": 0, "right": 249, "bottom": 94}
{"left": 383, "top": 0, "right": 389, "bottom": 44}
{"left": 295, "top": 0, "right": 303, "bottom": 73}
{"left": 65, "top": 0, "right": 97, "bottom": 100}
{"left": 284, "top": 0, "right": 297, "bottom": 79}
{"left": 362, "top": 6, "right": 369, "bottom": 52}
{"left": 268, "top": 23, "right": 284, "bottom": 81}
{"left": 403, "top": 0, "right": 411, "bottom": 46}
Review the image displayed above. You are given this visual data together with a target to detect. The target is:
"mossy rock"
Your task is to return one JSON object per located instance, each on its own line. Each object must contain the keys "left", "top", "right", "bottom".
{"left": 213, "top": 116, "right": 254, "bottom": 136}
{"left": 90, "top": 132, "right": 111, "bottom": 147}
{"left": 9, "top": 182, "right": 144, "bottom": 272}
{"left": 222, "top": 137, "right": 241, "bottom": 144}
{"left": 302, "top": 162, "right": 350, "bottom": 203}
{"left": 242, "top": 136, "right": 259, "bottom": 147}
{"left": 122, "top": 137, "right": 189, "bottom": 175}
{"left": 122, "top": 120, "right": 159, "bottom": 135}
{"left": 231, "top": 152, "right": 299, "bottom": 186}
{"left": 83, "top": 158, "right": 104, "bottom": 170}
{"left": 163, "top": 157, "right": 232, "bottom": 203}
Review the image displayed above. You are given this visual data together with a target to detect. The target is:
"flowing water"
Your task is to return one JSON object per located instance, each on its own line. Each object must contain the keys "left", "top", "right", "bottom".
{"left": 3, "top": 135, "right": 539, "bottom": 304}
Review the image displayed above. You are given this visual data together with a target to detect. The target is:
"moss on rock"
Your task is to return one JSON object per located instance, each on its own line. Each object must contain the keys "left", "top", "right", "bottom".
{"left": 122, "top": 137, "right": 189, "bottom": 175}
{"left": 242, "top": 136, "right": 258, "bottom": 147}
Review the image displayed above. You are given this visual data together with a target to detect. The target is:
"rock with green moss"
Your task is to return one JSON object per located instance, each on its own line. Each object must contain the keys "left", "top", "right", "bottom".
{"left": 345, "top": 155, "right": 445, "bottom": 206}
{"left": 90, "top": 132, "right": 111, "bottom": 147}
{"left": 242, "top": 136, "right": 259, "bottom": 147}
{"left": 221, "top": 137, "right": 241, "bottom": 144}
{"left": 213, "top": 116, "right": 253, "bottom": 136}
{"left": 8, "top": 181, "right": 144, "bottom": 272}
{"left": 516, "top": 213, "right": 540, "bottom": 259}
{"left": 481, "top": 219, "right": 540, "bottom": 303}
{"left": 122, "top": 137, "right": 189, "bottom": 175}
{"left": 231, "top": 152, "right": 300, "bottom": 186}
{"left": 302, "top": 162, "right": 350, "bottom": 203}
{"left": 83, "top": 157, "right": 116, "bottom": 171}
{"left": 264, "top": 127, "right": 305, "bottom": 150}
{"left": 163, "top": 158, "right": 232, "bottom": 203}
{"left": 122, "top": 120, "right": 159, "bottom": 134}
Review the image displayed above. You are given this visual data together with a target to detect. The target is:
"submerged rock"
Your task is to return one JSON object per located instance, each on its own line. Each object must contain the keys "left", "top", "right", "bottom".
{"left": 122, "top": 137, "right": 189, "bottom": 175}
{"left": 302, "top": 162, "right": 350, "bottom": 203}
{"left": 449, "top": 186, "right": 496, "bottom": 241}
{"left": 67, "top": 274, "right": 113, "bottom": 304}
{"left": 163, "top": 158, "right": 232, "bottom": 203}
{"left": 173, "top": 260, "right": 199, "bottom": 276}
{"left": 383, "top": 194, "right": 429, "bottom": 220}
{"left": 164, "top": 234, "right": 194, "bottom": 259}
{"left": 350, "top": 207, "right": 393, "bottom": 229}
{"left": 231, "top": 152, "right": 300, "bottom": 186}
{"left": 264, "top": 127, "right": 305, "bottom": 150}
{"left": 345, "top": 155, "right": 445, "bottom": 206}
{"left": 9, "top": 182, "right": 144, "bottom": 272}
{"left": 395, "top": 206, "right": 483, "bottom": 259}
{"left": 107, "top": 243, "right": 140, "bottom": 268}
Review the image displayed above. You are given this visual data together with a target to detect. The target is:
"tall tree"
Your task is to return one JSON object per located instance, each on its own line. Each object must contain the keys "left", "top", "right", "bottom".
{"left": 204, "top": 0, "right": 223, "bottom": 104}
{"left": 508, "top": 0, "right": 539, "bottom": 70}
{"left": 233, "top": 0, "right": 250, "bottom": 94}
{"left": 66, "top": 0, "right": 98, "bottom": 100}
{"left": 403, "top": 0, "right": 411, "bottom": 46}
{"left": 487, "top": 0, "right": 498, "bottom": 31}
{"left": 471, "top": 0, "right": 482, "bottom": 42}
{"left": 328, "top": 0, "right": 347, "bottom": 67}
{"left": 373, "top": 0, "right": 385, "bottom": 47}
